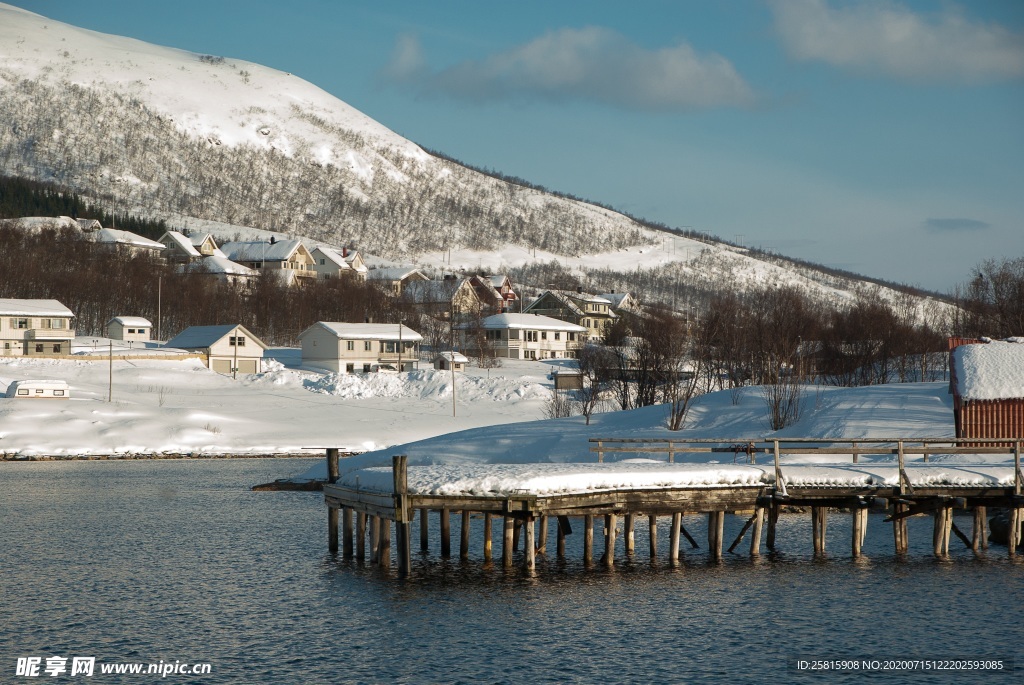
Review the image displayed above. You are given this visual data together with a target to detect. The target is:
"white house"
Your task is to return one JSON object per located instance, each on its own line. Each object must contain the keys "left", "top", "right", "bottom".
{"left": 310, "top": 246, "right": 368, "bottom": 281}
{"left": 219, "top": 238, "right": 316, "bottom": 285}
{"left": 457, "top": 313, "right": 587, "bottom": 360}
{"left": 92, "top": 228, "right": 166, "bottom": 253}
{"left": 433, "top": 351, "right": 468, "bottom": 372}
{"left": 298, "top": 322, "right": 422, "bottom": 373}
{"left": 164, "top": 324, "right": 267, "bottom": 375}
{"left": 5, "top": 379, "right": 70, "bottom": 399}
{"left": 105, "top": 316, "right": 152, "bottom": 342}
{"left": 0, "top": 299, "right": 75, "bottom": 357}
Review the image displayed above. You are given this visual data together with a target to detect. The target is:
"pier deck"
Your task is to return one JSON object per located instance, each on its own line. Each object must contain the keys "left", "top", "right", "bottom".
{"left": 322, "top": 438, "right": 1024, "bottom": 575}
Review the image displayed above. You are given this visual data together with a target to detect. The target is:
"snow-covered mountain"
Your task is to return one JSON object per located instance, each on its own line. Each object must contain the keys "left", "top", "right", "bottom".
{"left": 0, "top": 3, "right": 949, "bottom": 318}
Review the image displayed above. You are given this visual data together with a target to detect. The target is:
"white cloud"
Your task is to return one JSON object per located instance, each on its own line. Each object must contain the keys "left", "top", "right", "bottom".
{"left": 770, "top": 0, "right": 1024, "bottom": 82}
{"left": 924, "top": 218, "right": 991, "bottom": 233}
{"left": 382, "top": 27, "right": 755, "bottom": 110}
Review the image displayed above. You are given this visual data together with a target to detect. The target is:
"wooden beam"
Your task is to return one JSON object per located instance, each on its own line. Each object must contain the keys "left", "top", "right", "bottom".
{"left": 950, "top": 519, "right": 972, "bottom": 550}
{"left": 892, "top": 502, "right": 908, "bottom": 554}
{"left": 767, "top": 502, "right": 779, "bottom": 551}
{"left": 370, "top": 515, "right": 380, "bottom": 563}
{"left": 380, "top": 519, "right": 391, "bottom": 569}
{"left": 327, "top": 447, "right": 340, "bottom": 484}
{"left": 851, "top": 506, "right": 863, "bottom": 558}
{"left": 680, "top": 522, "right": 700, "bottom": 550}
{"left": 709, "top": 511, "right": 724, "bottom": 561}
{"left": 524, "top": 516, "right": 536, "bottom": 572}
{"left": 972, "top": 506, "right": 986, "bottom": 552}
{"left": 328, "top": 505, "right": 339, "bottom": 554}
{"left": 727, "top": 512, "right": 758, "bottom": 554}
{"left": 604, "top": 514, "right": 617, "bottom": 568}
{"left": 440, "top": 508, "right": 451, "bottom": 557}
{"left": 812, "top": 506, "right": 827, "bottom": 555}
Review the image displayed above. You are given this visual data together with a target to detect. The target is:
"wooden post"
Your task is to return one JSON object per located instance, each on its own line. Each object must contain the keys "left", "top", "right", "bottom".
{"left": 972, "top": 506, "right": 986, "bottom": 552}
{"left": 1009, "top": 508, "right": 1019, "bottom": 557}
{"left": 750, "top": 506, "right": 764, "bottom": 557}
{"left": 709, "top": 511, "right": 724, "bottom": 561}
{"left": 420, "top": 509, "right": 429, "bottom": 552}
{"left": 669, "top": 512, "right": 681, "bottom": 565}
{"left": 524, "top": 516, "right": 536, "bottom": 572}
{"left": 649, "top": 514, "right": 658, "bottom": 559}
{"left": 811, "top": 507, "right": 827, "bottom": 555}
{"left": 483, "top": 513, "right": 493, "bottom": 563}
{"left": 583, "top": 515, "right": 594, "bottom": 565}
{"left": 380, "top": 519, "right": 391, "bottom": 569}
{"left": 327, "top": 448, "right": 340, "bottom": 484}
{"left": 440, "top": 508, "right": 451, "bottom": 557}
{"left": 603, "top": 514, "right": 617, "bottom": 568}
{"left": 342, "top": 507, "right": 354, "bottom": 558}
{"left": 393, "top": 455, "right": 411, "bottom": 575}
{"left": 370, "top": 516, "right": 380, "bottom": 563}
{"left": 328, "top": 505, "right": 339, "bottom": 554}
{"left": 624, "top": 514, "right": 635, "bottom": 556}
{"left": 356, "top": 512, "right": 366, "bottom": 560}
{"left": 767, "top": 502, "right": 779, "bottom": 551}
{"left": 537, "top": 515, "right": 548, "bottom": 556}
{"left": 893, "top": 502, "right": 909, "bottom": 555}
{"left": 557, "top": 519, "right": 566, "bottom": 558}
{"left": 851, "top": 506, "right": 863, "bottom": 558}
{"left": 933, "top": 506, "right": 952, "bottom": 556}
{"left": 460, "top": 510, "right": 471, "bottom": 560}
{"left": 502, "top": 516, "right": 514, "bottom": 568}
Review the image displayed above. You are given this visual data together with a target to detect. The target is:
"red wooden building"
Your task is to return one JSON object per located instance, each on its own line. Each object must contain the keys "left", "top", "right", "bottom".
{"left": 949, "top": 337, "right": 1024, "bottom": 441}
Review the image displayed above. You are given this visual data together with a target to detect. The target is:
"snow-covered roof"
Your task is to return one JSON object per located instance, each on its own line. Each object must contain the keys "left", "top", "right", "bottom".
{"left": 189, "top": 232, "right": 217, "bottom": 248}
{"left": 311, "top": 246, "right": 351, "bottom": 270}
{"left": 402, "top": 279, "right": 471, "bottom": 303}
{"left": 165, "top": 324, "right": 267, "bottom": 350}
{"left": 301, "top": 322, "right": 423, "bottom": 342}
{"left": 460, "top": 313, "right": 588, "bottom": 332}
{"left": 220, "top": 239, "right": 304, "bottom": 262}
{"left": 0, "top": 299, "right": 74, "bottom": 317}
{"left": 435, "top": 351, "right": 469, "bottom": 363}
{"left": 197, "top": 255, "right": 256, "bottom": 275}
{"left": 108, "top": 316, "right": 152, "bottom": 327}
{"left": 953, "top": 339, "right": 1024, "bottom": 401}
{"left": 600, "top": 292, "right": 633, "bottom": 309}
{"left": 160, "top": 231, "right": 202, "bottom": 257}
{"left": 368, "top": 266, "right": 423, "bottom": 281}
{"left": 93, "top": 228, "right": 165, "bottom": 250}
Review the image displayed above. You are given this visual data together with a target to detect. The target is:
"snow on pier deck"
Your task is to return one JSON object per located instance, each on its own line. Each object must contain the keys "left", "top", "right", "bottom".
{"left": 321, "top": 438, "right": 1024, "bottom": 575}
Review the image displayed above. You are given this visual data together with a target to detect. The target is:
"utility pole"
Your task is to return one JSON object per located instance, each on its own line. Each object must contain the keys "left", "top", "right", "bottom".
{"left": 157, "top": 275, "right": 162, "bottom": 341}
{"left": 232, "top": 328, "right": 238, "bottom": 380}
{"left": 108, "top": 340, "right": 113, "bottom": 402}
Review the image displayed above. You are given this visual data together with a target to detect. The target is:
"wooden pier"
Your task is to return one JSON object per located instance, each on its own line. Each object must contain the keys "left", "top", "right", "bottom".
{"left": 322, "top": 439, "right": 1024, "bottom": 576}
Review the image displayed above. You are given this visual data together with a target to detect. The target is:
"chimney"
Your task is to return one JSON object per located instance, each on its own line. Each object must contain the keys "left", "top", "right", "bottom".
{"left": 342, "top": 246, "right": 348, "bottom": 258}
{"left": 270, "top": 236, "right": 276, "bottom": 245}
{"left": 577, "top": 286, "right": 583, "bottom": 294}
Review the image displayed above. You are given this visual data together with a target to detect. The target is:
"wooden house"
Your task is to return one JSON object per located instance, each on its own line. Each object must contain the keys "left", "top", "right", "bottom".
{"left": 219, "top": 238, "right": 316, "bottom": 285}
{"left": 950, "top": 337, "right": 1024, "bottom": 442}
{"left": 165, "top": 324, "right": 267, "bottom": 375}
{"left": 298, "top": 322, "right": 422, "bottom": 374}
{"left": 367, "top": 267, "right": 428, "bottom": 296}
{"left": 311, "top": 246, "right": 368, "bottom": 281}
{"left": 433, "top": 351, "right": 468, "bottom": 372}
{"left": 402, "top": 278, "right": 483, "bottom": 321}
{"left": 523, "top": 289, "right": 616, "bottom": 341}
{"left": 0, "top": 299, "right": 75, "bottom": 357}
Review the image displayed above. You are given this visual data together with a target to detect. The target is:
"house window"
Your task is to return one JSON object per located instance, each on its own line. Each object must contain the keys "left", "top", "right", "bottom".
{"left": 13, "top": 318, "right": 28, "bottom": 329}
{"left": 229, "top": 336, "right": 245, "bottom": 347}
{"left": 364, "top": 341, "right": 372, "bottom": 351}
{"left": 320, "top": 259, "right": 325, "bottom": 265}
{"left": 54, "top": 390, "right": 64, "bottom": 396}
{"left": 4, "top": 343, "right": 9, "bottom": 349}
{"left": 35, "top": 344, "right": 43, "bottom": 353}
{"left": 526, "top": 331, "right": 538, "bottom": 342}
{"left": 35, "top": 389, "right": 43, "bottom": 394}
{"left": 540, "top": 331, "right": 547, "bottom": 340}
{"left": 127, "top": 329, "right": 135, "bottom": 334}
{"left": 554, "top": 332, "right": 561, "bottom": 340}
{"left": 41, "top": 319, "right": 51, "bottom": 329}
{"left": 347, "top": 341, "right": 355, "bottom": 351}
{"left": 363, "top": 363, "right": 371, "bottom": 373}
{"left": 346, "top": 363, "right": 355, "bottom": 373}
{"left": 17, "top": 389, "right": 27, "bottom": 395}
{"left": 52, "top": 344, "right": 61, "bottom": 354}
{"left": 568, "top": 332, "right": 576, "bottom": 341}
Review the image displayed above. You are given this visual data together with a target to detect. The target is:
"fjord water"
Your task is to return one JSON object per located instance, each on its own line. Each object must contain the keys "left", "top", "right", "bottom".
{"left": 2, "top": 459, "right": 1021, "bottom": 684}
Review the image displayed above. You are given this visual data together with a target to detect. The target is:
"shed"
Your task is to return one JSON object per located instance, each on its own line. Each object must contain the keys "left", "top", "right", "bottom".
{"left": 6, "top": 379, "right": 70, "bottom": 399}
{"left": 106, "top": 316, "right": 153, "bottom": 342}
{"left": 434, "top": 351, "right": 468, "bottom": 372}
{"left": 950, "top": 337, "right": 1024, "bottom": 442}
{"left": 165, "top": 324, "right": 267, "bottom": 375}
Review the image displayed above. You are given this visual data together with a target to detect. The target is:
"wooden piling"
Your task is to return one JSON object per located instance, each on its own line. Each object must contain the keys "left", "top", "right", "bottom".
{"left": 812, "top": 506, "right": 827, "bottom": 555}
{"left": 356, "top": 512, "right": 366, "bottom": 560}
{"left": 1010, "top": 508, "right": 1019, "bottom": 557}
{"left": 556, "top": 519, "right": 566, "bottom": 559}
{"left": 460, "top": 510, "right": 471, "bottom": 560}
{"left": 440, "top": 508, "right": 451, "bottom": 557}
{"left": 502, "top": 516, "right": 514, "bottom": 568}
{"left": 393, "top": 456, "right": 411, "bottom": 575}
{"left": 328, "top": 505, "right": 339, "bottom": 554}
{"left": 649, "top": 514, "right": 658, "bottom": 559}
{"left": 624, "top": 514, "right": 635, "bottom": 556}
{"left": 512, "top": 521, "right": 521, "bottom": 551}
{"left": 893, "top": 502, "right": 909, "bottom": 554}
{"left": 537, "top": 515, "right": 548, "bottom": 556}
{"left": 972, "top": 507, "right": 986, "bottom": 552}
{"left": 669, "top": 512, "right": 681, "bottom": 565}
{"left": 708, "top": 511, "right": 724, "bottom": 561}
{"left": 767, "top": 502, "right": 779, "bottom": 551}
{"left": 370, "top": 516, "right": 380, "bottom": 563}
{"left": 604, "top": 514, "right": 617, "bottom": 568}
{"left": 483, "top": 513, "right": 492, "bottom": 562}
{"left": 584, "top": 515, "right": 594, "bottom": 565}
{"left": 380, "top": 519, "right": 391, "bottom": 569}
{"left": 933, "top": 507, "right": 952, "bottom": 556}
{"left": 524, "top": 516, "right": 536, "bottom": 572}
{"left": 750, "top": 506, "right": 764, "bottom": 557}
{"left": 851, "top": 506, "right": 863, "bottom": 558}
{"left": 420, "top": 509, "right": 429, "bottom": 552}
{"left": 342, "top": 507, "right": 354, "bottom": 558}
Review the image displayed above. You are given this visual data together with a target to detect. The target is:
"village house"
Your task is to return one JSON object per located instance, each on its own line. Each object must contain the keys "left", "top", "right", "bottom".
{"left": 523, "top": 289, "right": 617, "bottom": 341}
{"left": 433, "top": 351, "right": 468, "bottom": 372}
{"left": 457, "top": 312, "right": 587, "bottom": 360}
{"left": 950, "top": 337, "right": 1024, "bottom": 442}
{"left": 219, "top": 238, "right": 316, "bottom": 285}
{"left": 469, "top": 275, "right": 518, "bottom": 313}
{"left": 298, "top": 322, "right": 422, "bottom": 373}
{"left": 402, "top": 277, "right": 483, "bottom": 321}
{"left": 105, "top": 316, "right": 152, "bottom": 342}
{"left": 0, "top": 299, "right": 75, "bottom": 357}
{"left": 164, "top": 324, "right": 267, "bottom": 375}
{"left": 310, "top": 246, "right": 368, "bottom": 281}
{"left": 599, "top": 291, "right": 638, "bottom": 315}
{"left": 367, "top": 267, "right": 428, "bottom": 296}
{"left": 92, "top": 227, "right": 166, "bottom": 254}
{"left": 159, "top": 230, "right": 256, "bottom": 284}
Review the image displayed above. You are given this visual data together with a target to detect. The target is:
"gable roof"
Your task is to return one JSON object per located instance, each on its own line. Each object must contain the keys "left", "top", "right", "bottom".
{"left": 952, "top": 338, "right": 1024, "bottom": 401}
{"left": 311, "top": 246, "right": 352, "bottom": 270}
{"left": 186, "top": 255, "right": 256, "bottom": 276}
{"left": 0, "top": 299, "right": 74, "bottom": 317}
{"left": 160, "top": 231, "right": 202, "bottom": 257}
{"left": 524, "top": 291, "right": 586, "bottom": 317}
{"left": 368, "top": 266, "right": 425, "bottom": 281}
{"left": 219, "top": 239, "right": 305, "bottom": 262}
{"left": 299, "top": 322, "right": 423, "bottom": 342}
{"left": 402, "top": 279, "right": 474, "bottom": 304}
{"left": 459, "top": 313, "right": 588, "bottom": 332}
{"left": 108, "top": 316, "right": 152, "bottom": 327}
{"left": 94, "top": 228, "right": 165, "bottom": 250}
{"left": 165, "top": 324, "right": 267, "bottom": 350}
{"left": 600, "top": 292, "right": 634, "bottom": 309}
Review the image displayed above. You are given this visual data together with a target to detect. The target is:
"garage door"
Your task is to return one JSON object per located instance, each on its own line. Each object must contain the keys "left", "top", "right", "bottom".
{"left": 211, "top": 359, "right": 231, "bottom": 374}
{"left": 237, "top": 359, "right": 259, "bottom": 374}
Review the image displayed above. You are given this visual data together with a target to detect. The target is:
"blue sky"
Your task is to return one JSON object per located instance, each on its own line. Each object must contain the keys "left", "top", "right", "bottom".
{"left": 10, "top": 0, "right": 1024, "bottom": 293}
